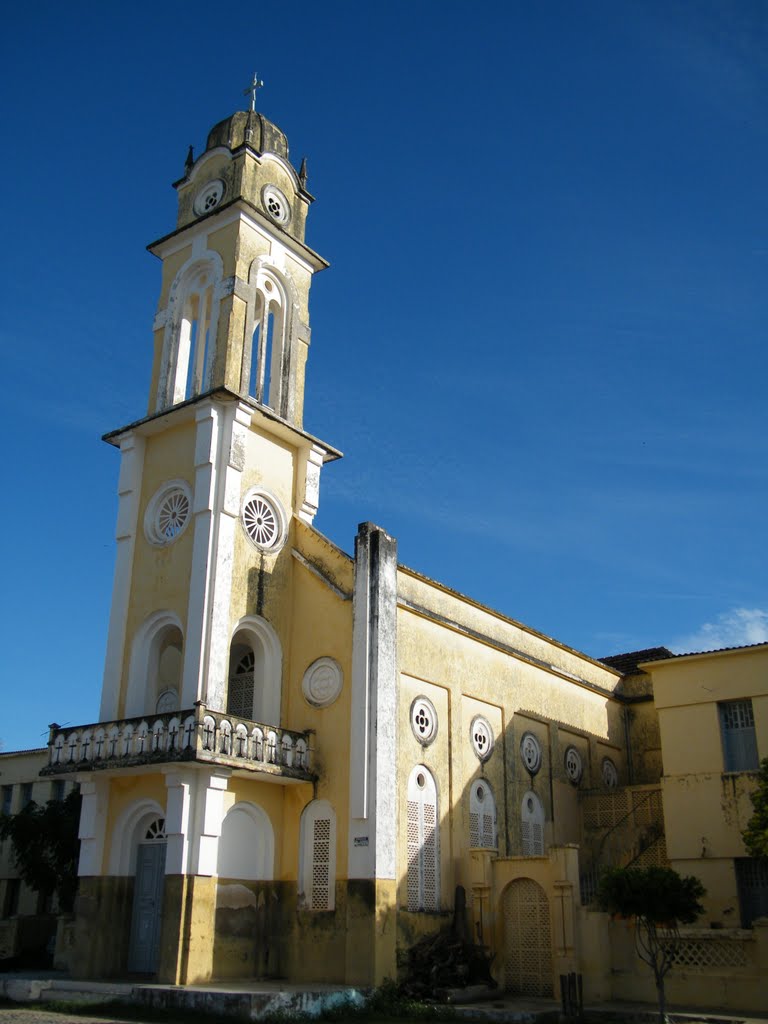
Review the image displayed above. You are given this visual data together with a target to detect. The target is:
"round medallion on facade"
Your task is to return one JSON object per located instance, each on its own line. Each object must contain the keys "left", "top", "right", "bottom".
{"left": 262, "top": 184, "right": 291, "bottom": 225}
{"left": 470, "top": 716, "right": 494, "bottom": 762}
{"left": 520, "top": 732, "right": 542, "bottom": 775}
{"left": 410, "top": 697, "right": 437, "bottom": 746}
{"left": 302, "top": 657, "right": 343, "bottom": 709}
{"left": 564, "top": 746, "right": 583, "bottom": 784}
{"left": 241, "top": 489, "right": 285, "bottom": 551}
{"left": 601, "top": 757, "right": 619, "bottom": 789}
{"left": 193, "top": 179, "right": 225, "bottom": 216}
{"left": 144, "top": 481, "right": 192, "bottom": 546}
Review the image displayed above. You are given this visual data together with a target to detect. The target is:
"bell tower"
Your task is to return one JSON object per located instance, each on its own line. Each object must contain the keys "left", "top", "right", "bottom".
{"left": 149, "top": 103, "right": 325, "bottom": 427}
{"left": 96, "top": 94, "right": 340, "bottom": 725}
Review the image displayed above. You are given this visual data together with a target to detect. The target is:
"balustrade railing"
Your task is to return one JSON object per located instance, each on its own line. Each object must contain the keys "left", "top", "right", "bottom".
{"left": 44, "top": 704, "right": 313, "bottom": 778}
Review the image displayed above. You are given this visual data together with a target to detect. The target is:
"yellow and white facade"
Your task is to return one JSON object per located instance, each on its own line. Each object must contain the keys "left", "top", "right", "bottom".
{"left": 30, "top": 105, "right": 767, "bottom": 1008}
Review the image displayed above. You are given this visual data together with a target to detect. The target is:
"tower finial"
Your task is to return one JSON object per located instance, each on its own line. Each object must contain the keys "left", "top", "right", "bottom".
{"left": 299, "top": 157, "right": 308, "bottom": 189}
{"left": 184, "top": 145, "right": 194, "bottom": 174}
{"left": 244, "top": 72, "right": 265, "bottom": 113}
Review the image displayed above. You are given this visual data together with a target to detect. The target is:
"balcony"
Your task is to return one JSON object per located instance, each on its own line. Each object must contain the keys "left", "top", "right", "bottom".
{"left": 41, "top": 704, "right": 314, "bottom": 784}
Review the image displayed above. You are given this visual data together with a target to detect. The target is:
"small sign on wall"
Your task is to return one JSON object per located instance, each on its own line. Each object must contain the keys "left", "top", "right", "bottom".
{"left": 354, "top": 836, "right": 369, "bottom": 847}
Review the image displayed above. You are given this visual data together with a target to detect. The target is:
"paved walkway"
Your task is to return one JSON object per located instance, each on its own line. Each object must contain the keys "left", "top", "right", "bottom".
{"left": 1, "top": 972, "right": 767, "bottom": 1024}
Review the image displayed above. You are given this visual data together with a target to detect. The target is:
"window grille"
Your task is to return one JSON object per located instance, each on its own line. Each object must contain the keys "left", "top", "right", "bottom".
{"left": 311, "top": 818, "right": 331, "bottom": 910}
{"left": 719, "top": 700, "right": 758, "bottom": 772}
{"left": 1, "top": 785, "right": 12, "bottom": 816}
{"left": 299, "top": 800, "right": 336, "bottom": 911}
{"left": 736, "top": 857, "right": 768, "bottom": 927}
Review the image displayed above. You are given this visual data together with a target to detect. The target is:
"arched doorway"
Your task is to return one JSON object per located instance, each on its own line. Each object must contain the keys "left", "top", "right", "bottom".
{"left": 502, "top": 877, "right": 553, "bottom": 996}
{"left": 127, "top": 816, "right": 167, "bottom": 974}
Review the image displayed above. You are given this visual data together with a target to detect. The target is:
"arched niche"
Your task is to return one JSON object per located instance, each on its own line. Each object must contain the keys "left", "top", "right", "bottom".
{"left": 217, "top": 802, "right": 274, "bottom": 881}
{"left": 125, "top": 610, "right": 183, "bottom": 718}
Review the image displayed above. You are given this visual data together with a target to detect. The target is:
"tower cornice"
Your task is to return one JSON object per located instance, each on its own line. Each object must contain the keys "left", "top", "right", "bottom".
{"left": 147, "top": 198, "right": 329, "bottom": 273}
{"left": 103, "top": 386, "right": 342, "bottom": 464}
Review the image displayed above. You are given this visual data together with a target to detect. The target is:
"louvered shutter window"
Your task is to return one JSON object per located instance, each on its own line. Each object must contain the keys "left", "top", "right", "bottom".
{"left": 720, "top": 700, "right": 759, "bottom": 772}
{"left": 469, "top": 781, "right": 497, "bottom": 849}
{"left": 521, "top": 792, "right": 545, "bottom": 856}
{"left": 406, "top": 767, "right": 439, "bottom": 912}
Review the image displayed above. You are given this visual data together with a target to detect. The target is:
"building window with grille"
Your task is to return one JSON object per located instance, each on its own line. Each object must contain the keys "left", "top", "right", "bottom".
{"left": 1, "top": 786, "right": 12, "bottom": 816}
{"left": 299, "top": 800, "right": 336, "bottom": 911}
{"left": 521, "top": 791, "right": 545, "bottom": 856}
{"left": 469, "top": 780, "right": 497, "bottom": 849}
{"left": 20, "top": 783, "right": 33, "bottom": 809}
{"left": 719, "top": 700, "right": 758, "bottom": 772}
{"left": 736, "top": 858, "right": 768, "bottom": 927}
{"left": 406, "top": 765, "right": 440, "bottom": 912}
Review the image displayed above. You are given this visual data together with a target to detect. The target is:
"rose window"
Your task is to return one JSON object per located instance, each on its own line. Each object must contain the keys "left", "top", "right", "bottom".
{"left": 602, "top": 758, "right": 619, "bottom": 789}
{"left": 520, "top": 732, "right": 542, "bottom": 774}
{"left": 242, "top": 491, "right": 283, "bottom": 550}
{"left": 470, "top": 716, "right": 494, "bottom": 762}
{"left": 262, "top": 185, "right": 291, "bottom": 225}
{"left": 156, "top": 490, "right": 190, "bottom": 540}
{"left": 193, "top": 179, "right": 225, "bottom": 216}
{"left": 145, "top": 481, "right": 192, "bottom": 546}
{"left": 410, "top": 697, "right": 437, "bottom": 746}
{"left": 564, "top": 746, "right": 583, "bottom": 784}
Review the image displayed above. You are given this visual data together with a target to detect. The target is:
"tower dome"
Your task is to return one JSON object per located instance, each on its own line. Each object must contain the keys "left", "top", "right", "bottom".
{"left": 205, "top": 110, "right": 289, "bottom": 161}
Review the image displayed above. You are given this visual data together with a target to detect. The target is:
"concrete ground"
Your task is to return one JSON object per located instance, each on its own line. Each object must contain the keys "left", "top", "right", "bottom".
{"left": 1, "top": 972, "right": 766, "bottom": 1024}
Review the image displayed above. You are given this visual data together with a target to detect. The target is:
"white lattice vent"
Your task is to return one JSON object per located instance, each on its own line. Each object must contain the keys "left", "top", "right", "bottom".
{"left": 670, "top": 937, "right": 748, "bottom": 969}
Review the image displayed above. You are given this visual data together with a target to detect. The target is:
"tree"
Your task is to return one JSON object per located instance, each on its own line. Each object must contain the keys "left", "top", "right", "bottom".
{"left": 598, "top": 866, "right": 705, "bottom": 1024}
{"left": 0, "top": 789, "right": 81, "bottom": 913}
{"left": 742, "top": 757, "right": 768, "bottom": 860}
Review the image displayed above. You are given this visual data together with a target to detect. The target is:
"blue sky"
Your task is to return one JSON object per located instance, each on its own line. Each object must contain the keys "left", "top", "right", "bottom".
{"left": 1, "top": 2, "right": 766, "bottom": 750}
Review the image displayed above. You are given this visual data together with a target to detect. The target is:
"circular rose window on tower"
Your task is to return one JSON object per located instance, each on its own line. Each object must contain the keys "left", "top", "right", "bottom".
{"left": 241, "top": 489, "right": 285, "bottom": 551}
{"left": 410, "top": 697, "right": 437, "bottom": 746}
{"left": 144, "top": 481, "right": 192, "bottom": 546}
{"left": 262, "top": 184, "right": 291, "bottom": 226}
{"left": 520, "top": 732, "right": 542, "bottom": 775}
{"left": 470, "top": 716, "right": 494, "bottom": 762}
{"left": 193, "top": 179, "right": 225, "bottom": 216}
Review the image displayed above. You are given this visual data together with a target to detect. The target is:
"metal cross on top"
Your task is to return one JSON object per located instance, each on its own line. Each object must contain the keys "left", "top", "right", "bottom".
{"left": 244, "top": 72, "right": 265, "bottom": 112}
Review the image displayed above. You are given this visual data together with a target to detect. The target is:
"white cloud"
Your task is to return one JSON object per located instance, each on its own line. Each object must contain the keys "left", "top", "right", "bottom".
{"left": 672, "top": 608, "right": 768, "bottom": 654}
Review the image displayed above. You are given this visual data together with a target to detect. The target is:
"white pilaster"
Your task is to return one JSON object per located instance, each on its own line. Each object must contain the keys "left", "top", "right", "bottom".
{"left": 297, "top": 443, "right": 325, "bottom": 524}
{"left": 99, "top": 433, "right": 145, "bottom": 721}
{"left": 181, "top": 402, "right": 221, "bottom": 707}
{"left": 163, "top": 768, "right": 195, "bottom": 874}
{"left": 205, "top": 403, "right": 253, "bottom": 711}
{"left": 348, "top": 523, "right": 398, "bottom": 882}
{"left": 190, "top": 769, "right": 231, "bottom": 876}
{"left": 77, "top": 777, "right": 110, "bottom": 876}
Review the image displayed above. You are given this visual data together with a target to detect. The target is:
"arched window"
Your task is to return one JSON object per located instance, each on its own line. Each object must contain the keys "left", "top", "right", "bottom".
{"left": 227, "top": 644, "right": 255, "bottom": 719}
{"left": 406, "top": 765, "right": 439, "bottom": 912}
{"left": 176, "top": 267, "right": 214, "bottom": 401}
{"left": 299, "top": 800, "right": 336, "bottom": 911}
{"left": 226, "top": 617, "right": 281, "bottom": 724}
{"left": 156, "top": 253, "right": 223, "bottom": 412}
{"left": 126, "top": 612, "right": 184, "bottom": 718}
{"left": 217, "top": 802, "right": 274, "bottom": 881}
{"left": 242, "top": 265, "right": 292, "bottom": 412}
{"left": 521, "top": 791, "right": 545, "bottom": 856}
{"left": 469, "top": 780, "right": 497, "bottom": 849}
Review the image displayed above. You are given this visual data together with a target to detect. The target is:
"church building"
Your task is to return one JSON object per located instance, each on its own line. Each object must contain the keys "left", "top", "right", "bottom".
{"left": 34, "top": 98, "right": 767, "bottom": 1008}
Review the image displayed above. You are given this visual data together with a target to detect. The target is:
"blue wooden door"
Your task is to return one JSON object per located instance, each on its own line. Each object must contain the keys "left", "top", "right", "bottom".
{"left": 128, "top": 842, "right": 166, "bottom": 973}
